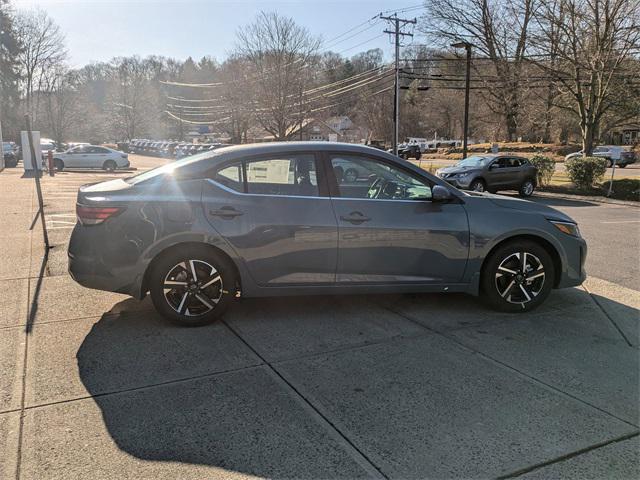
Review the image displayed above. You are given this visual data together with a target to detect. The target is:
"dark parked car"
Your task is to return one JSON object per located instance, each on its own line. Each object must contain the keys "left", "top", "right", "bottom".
{"left": 390, "top": 143, "right": 421, "bottom": 160}
{"left": 436, "top": 154, "right": 538, "bottom": 197}
{"left": 3, "top": 143, "right": 18, "bottom": 168}
{"left": 69, "top": 142, "right": 586, "bottom": 326}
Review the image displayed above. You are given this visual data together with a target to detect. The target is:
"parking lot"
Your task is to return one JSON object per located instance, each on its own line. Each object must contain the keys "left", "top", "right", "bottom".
{"left": 1, "top": 155, "right": 638, "bottom": 479}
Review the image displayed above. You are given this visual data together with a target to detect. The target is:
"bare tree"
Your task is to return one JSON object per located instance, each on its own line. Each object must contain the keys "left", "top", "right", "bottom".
{"left": 531, "top": 0, "right": 640, "bottom": 154}
{"left": 422, "top": 0, "right": 536, "bottom": 140}
{"left": 108, "top": 56, "right": 154, "bottom": 140}
{"left": 235, "top": 11, "right": 320, "bottom": 140}
{"left": 14, "top": 9, "right": 66, "bottom": 121}
{"left": 40, "top": 66, "right": 79, "bottom": 144}
{"left": 218, "top": 57, "right": 254, "bottom": 143}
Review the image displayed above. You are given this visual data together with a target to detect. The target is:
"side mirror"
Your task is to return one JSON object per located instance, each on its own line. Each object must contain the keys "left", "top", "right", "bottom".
{"left": 432, "top": 185, "right": 452, "bottom": 202}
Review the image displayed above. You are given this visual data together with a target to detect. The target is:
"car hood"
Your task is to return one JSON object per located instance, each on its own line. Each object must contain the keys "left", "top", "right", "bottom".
{"left": 465, "top": 191, "right": 575, "bottom": 223}
{"left": 438, "top": 165, "right": 481, "bottom": 175}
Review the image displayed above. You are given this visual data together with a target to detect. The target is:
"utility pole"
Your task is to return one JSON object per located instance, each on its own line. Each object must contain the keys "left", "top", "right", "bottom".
{"left": 380, "top": 13, "right": 416, "bottom": 156}
{"left": 451, "top": 42, "right": 473, "bottom": 159}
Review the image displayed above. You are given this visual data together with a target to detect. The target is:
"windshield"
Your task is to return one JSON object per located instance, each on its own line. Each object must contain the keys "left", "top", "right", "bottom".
{"left": 455, "top": 156, "right": 490, "bottom": 168}
{"left": 124, "top": 148, "right": 225, "bottom": 185}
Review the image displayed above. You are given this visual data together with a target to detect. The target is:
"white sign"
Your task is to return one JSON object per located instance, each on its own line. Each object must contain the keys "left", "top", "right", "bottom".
{"left": 328, "top": 133, "right": 338, "bottom": 142}
{"left": 21, "top": 130, "right": 42, "bottom": 171}
{"left": 247, "top": 159, "right": 291, "bottom": 184}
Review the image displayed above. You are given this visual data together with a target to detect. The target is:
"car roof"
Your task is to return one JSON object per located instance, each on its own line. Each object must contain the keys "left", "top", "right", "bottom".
{"left": 214, "top": 141, "right": 398, "bottom": 158}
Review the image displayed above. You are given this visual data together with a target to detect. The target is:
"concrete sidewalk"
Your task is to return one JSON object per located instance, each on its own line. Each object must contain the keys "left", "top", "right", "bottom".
{"left": 1, "top": 166, "right": 638, "bottom": 479}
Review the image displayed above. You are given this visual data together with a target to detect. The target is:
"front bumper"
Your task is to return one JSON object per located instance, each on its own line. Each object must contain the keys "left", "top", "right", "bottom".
{"left": 557, "top": 236, "right": 588, "bottom": 288}
{"left": 439, "top": 175, "right": 473, "bottom": 189}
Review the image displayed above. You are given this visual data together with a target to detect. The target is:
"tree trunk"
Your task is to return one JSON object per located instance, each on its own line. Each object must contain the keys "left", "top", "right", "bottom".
{"left": 506, "top": 111, "right": 518, "bottom": 141}
{"left": 582, "top": 123, "right": 596, "bottom": 156}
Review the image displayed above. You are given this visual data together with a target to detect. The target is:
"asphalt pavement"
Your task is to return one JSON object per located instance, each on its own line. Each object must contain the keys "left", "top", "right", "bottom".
{"left": 0, "top": 155, "right": 638, "bottom": 480}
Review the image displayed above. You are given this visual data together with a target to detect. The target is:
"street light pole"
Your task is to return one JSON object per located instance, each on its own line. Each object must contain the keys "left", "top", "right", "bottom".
{"left": 452, "top": 42, "right": 472, "bottom": 159}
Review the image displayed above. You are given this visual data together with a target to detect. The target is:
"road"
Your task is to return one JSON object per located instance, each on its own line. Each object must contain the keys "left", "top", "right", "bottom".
{"left": 531, "top": 196, "right": 640, "bottom": 291}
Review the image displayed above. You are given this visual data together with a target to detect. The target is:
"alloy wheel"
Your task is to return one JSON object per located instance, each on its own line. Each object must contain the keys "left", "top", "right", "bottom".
{"left": 472, "top": 181, "right": 485, "bottom": 192}
{"left": 494, "top": 251, "right": 545, "bottom": 306}
{"left": 522, "top": 181, "right": 534, "bottom": 196}
{"left": 163, "top": 260, "right": 223, "bottom": 316}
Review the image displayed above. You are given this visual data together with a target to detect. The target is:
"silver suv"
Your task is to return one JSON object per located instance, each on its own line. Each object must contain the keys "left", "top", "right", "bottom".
{"left": 436, "top": 155, "right": 538, "bottom": 197}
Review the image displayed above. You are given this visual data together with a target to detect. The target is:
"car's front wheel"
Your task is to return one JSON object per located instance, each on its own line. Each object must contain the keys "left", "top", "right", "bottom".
{"left": 469, "top": 179, "right": 486, "bottom": 192}
{"left": 481, "top": 240, "right": 554, "bottom": 312}
{"left": 149, "top": 247, "right": 237, "bottom": 326}
{"left": 53, "top": 159, "right": 64, "bottom": 171}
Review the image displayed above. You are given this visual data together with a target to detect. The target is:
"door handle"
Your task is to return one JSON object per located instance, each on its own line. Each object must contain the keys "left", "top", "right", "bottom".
{"left": 210, "top": 206, "right": 244, "bottom": 219}
{"left": 340, "top": 212, "right": 371, "bottom": 224}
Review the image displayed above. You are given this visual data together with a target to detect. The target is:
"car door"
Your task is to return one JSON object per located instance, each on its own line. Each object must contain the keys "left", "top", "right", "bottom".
{"left": 487, "top": 157, "right": 521, "bottom": 188}
{"left": 88, "top": 146, "right": 110, "bottom": 168}
{"left": 326, "top": 153, "right": 469, "bottom": 284}
{"left": 64, "top": 146, "right": 87, "bottom": 167}
{"left": 202, "top": 152, "right": 338, "bottom": 286}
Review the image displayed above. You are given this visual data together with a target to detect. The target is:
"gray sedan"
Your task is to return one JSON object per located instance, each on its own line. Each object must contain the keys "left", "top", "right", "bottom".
{"left": 68, "top": 142, "right": 586, "bottom": 326}
{"left": 436, "top": 154, "right": 538, "bottom": 196}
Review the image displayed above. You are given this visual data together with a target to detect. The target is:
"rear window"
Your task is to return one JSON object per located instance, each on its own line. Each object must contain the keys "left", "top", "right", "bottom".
{"left": 124, "top": 149, "right": 225, "bottom": 185}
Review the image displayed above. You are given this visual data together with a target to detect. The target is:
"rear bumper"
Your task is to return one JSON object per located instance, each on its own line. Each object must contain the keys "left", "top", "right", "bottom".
{"left": 68, "top": 224, "right": 143, "bottom": 297}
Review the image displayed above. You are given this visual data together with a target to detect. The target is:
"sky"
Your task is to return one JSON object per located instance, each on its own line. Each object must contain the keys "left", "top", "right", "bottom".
{"left": 13, "top": 0, "right": 426, "bottom": 68}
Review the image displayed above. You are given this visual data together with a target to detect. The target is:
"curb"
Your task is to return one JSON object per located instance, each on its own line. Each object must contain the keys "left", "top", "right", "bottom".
{"left": 535, "top": 190, "right": 640, "bottom": 207}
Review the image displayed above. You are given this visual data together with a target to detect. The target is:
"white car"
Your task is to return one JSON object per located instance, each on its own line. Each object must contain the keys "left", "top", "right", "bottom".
{"left": 565, "top": 145, "right": 637, "bottom": 167}
{"left": 52, "top": 145, "right": 130, "bottom": 172}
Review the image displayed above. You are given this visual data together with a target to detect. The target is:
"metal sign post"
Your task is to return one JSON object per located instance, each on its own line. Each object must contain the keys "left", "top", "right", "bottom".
{"left": 607, "top": 158, "right": 616, "bottom": 197}
{"left": 24, "top": 114, "right": 50, "bottom": 249}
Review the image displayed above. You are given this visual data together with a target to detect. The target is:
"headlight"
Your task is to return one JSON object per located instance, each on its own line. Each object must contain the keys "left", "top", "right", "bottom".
{"left": 549, "top": 220, "right": 581, "bottom": 237}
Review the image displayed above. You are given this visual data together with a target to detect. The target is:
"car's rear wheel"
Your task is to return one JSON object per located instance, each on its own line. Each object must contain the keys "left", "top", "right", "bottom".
{"left": 607, "top": 158, "right": 614, "bottom": 168}
{"left": 103, "top": 160, "right": 117, "bottom": 172}
{"left": 149, "top": 247, "right": 237, "bottom": 326}
{"left": 53, "top": 159, "right": 64, "bottom": 171}
{"left": 481, "top": 240, "right": 554, "bottom": 312}
{"left": 618, "top": 163, "right": 627, "bottom": 168}
{"left": 518, "top": 178, "right": 536, "bottom": 197}
{"left": 469, "top": 179, "right": 486, "bottom": 192}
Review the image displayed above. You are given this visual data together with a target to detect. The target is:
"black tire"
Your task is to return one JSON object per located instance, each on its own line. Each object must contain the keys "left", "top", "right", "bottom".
{"left": 618, "top": 163, "right": 627, "bottom": 168}
{"left": 607, "top": 158, "right": 613, "bottom": 168}
{"left": 481, "top": 240, "right": 554, "bottom": 313}
{"left": 518, "top": 178, "right": 536, "bottom": 197}
{"left": 415, "top": 151, "right": 422, "bottom": 160}
{"left": 149, "top": 246, "right": 238, "bottom": 326}
{"left": 103, "top": 160, "right": 117, "bottom": 172}
{"left": 469, "top": 178, "right": 486, "bottom": 192}
{"left": 53, "top": 159, "right": 64, "bottom": 171}
{"left": 344, "top": 168, "right": 359, "bottom": 183}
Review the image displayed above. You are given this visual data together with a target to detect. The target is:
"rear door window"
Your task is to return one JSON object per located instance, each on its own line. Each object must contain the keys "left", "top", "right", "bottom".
{"left": 245, "top": 154, "right": 319, "bottom": 197}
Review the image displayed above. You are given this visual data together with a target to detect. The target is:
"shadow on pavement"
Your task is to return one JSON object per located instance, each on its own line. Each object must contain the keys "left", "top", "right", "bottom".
{"left": 74, "top": 290, "right": 638, "bottom": 477}
{"left": 75, "top": 298, "right": 369, "bottom": 478}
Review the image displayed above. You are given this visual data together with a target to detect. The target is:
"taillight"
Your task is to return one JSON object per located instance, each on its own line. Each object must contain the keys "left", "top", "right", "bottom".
{"left": 76, "top": 204, "right": 124, "bottom": 225}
